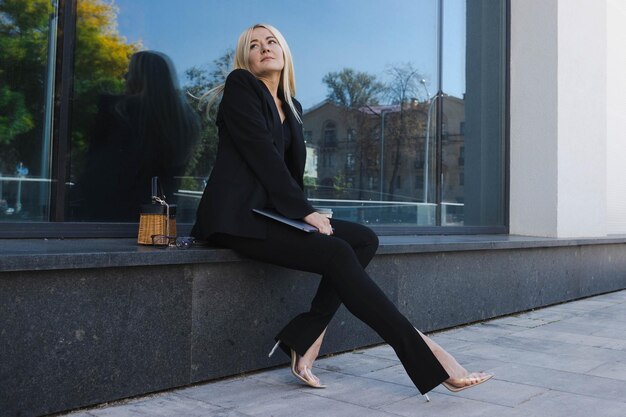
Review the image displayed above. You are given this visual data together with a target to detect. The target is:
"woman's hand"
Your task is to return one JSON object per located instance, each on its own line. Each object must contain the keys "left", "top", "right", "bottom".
{"left": 303, "top": 212, "right": 333, "bottom": 235}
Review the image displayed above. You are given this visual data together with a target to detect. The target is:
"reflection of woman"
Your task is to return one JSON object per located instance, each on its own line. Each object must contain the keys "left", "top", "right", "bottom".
{"left": 79, "top": 51, "right": 200, "bottom": 221}
{"left": 192, "top": 24, "right": 492, "bottom": 396}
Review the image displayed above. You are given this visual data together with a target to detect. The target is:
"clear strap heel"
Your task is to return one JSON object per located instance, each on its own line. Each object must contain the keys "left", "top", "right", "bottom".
{"left": 268, "top": 340, "right": 281, "bottom": 357}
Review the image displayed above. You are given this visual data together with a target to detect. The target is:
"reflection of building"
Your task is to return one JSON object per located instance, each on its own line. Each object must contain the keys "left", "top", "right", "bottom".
{"left": 303, "top": 100, "right": 365, "bottom": 199}
{"left": 302, "top": 96, "right": 466, "bottom": 208}
{"left": 440, "top": 96, "right": 465, "bottom": 204}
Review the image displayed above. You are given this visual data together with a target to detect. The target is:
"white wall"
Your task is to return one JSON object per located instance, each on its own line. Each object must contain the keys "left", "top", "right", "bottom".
{"left": 509, "top": 0, "right": 559, "bottom": 237}
{"left": 556, "top": 0, "right": 607, "bottom": 237}
{"left": 510, "top": 0, "right": 608, "bottom": 238}
{"left": 606, "top": 0, "right": 626, "bottom": 234}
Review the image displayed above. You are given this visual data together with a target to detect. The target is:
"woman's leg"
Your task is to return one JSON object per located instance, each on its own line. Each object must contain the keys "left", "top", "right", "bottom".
{"left": 274, "top": 219, "right": 379, "bottom": 365}
{"left": 212, "top": 220, "right": 449, "bottom": 394}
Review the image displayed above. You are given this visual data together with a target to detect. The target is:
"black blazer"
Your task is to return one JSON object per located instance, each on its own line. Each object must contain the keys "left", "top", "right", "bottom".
{"left": 191, "top": 69, "right": 315, "bottom": 240}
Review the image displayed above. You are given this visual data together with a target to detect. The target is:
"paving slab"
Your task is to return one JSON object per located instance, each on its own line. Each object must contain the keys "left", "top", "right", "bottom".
{"left": 302, "top": 373, "right": 418, "bottom": 408}
{"left": 313, "top": 350, "right": 399, "bottom": 377}
{"left": 85, "top": 393, "right": 225, "bottom": 417}
{"left": 487, "top": 316, "right": 554, "bottom": 328}
{"left": 435, "top": 322, "right": 526, "bottom": 343}
{"left": 175, "top": 377, "right": 299, "bottom": 409}
{"left": 587, "top": 361, "right": 626, "bottom": 381}
{"left": 377, "top": 391, "right": 516, "bottom": 417}
{"left": 460, "top": 340, "right": 607, "bottom": 374}
{"left": 492, "top": 362, "right": 626, "bottom": 403}
{"left": 431, "top": 378, "right": 547, "bottom": 408}
{"left": 356, "top": 363, "right": 415, "bottom": 388}
{"left": 59, "top": 289, "right": 626, "bottom": 417}
{"left": 233, "top": 390, "right": 400, "bottom": 417}
{"left": 483, "top": 333, "right": 572, "bottom": 354}
{"left": 509, "top": 390, "right": 626, "bottom": 417}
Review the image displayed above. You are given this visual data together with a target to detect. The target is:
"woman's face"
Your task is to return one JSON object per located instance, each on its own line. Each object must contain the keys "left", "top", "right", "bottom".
{"left": 247, "top": 27, "right": 285, "bottom": 78}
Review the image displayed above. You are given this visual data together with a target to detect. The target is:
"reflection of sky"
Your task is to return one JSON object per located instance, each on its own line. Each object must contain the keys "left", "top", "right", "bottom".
{"left": 114, "top": 0, "right": 465, "bottom": 108}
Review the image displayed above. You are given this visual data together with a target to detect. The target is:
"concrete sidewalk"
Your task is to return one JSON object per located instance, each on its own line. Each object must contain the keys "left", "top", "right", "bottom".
{"left": 60, "top": 290, "right": 626, "bottom": 417}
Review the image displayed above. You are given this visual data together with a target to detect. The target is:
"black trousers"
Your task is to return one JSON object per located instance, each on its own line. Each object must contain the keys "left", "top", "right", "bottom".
{"left": 212, "top": 218, "right": 449, "bottom": 394}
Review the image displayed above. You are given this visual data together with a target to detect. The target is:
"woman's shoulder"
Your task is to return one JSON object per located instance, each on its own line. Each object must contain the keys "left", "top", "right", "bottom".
{"left": 225, "top": 69, "right": 262, "bottom": 88}
{"left": 222, "top": 69, "right": 269, "bottom": 105}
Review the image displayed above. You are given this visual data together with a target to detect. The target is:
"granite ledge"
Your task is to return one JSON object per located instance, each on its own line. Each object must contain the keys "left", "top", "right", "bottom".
{"left": 1, "top": 234, "right": 626, "bottom": 272}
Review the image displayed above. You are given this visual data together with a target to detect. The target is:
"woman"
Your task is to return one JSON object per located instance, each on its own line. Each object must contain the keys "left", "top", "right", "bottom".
{"left": 191, "top": 23, "right": 492, "bottom": 396}
{"left": 78, "top": 51, "right": 200, "bottom": 221}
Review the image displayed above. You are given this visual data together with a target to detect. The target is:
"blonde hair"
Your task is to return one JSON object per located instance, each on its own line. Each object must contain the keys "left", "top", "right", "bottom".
{"left": 202, "top": 23, "right": 301, "bottom": 123}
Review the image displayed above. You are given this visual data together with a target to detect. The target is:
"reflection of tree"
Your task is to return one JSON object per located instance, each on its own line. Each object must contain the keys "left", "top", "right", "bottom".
{"left": 0, "top": 0, "right": 53, "bottom": 173}
{"left": 383, "top": 63, "right": 424, "bottom": 199}
{"left": 320, "top": 65, "right": 429, "bottom": 202}
{"left": 322, "top": 68, "right": 382, "bottom": 201}
{"left": 0, "top": 0, "right": 140, "bottom": 178}
{"left": 182, "top": 49, "right": 233, "bottom": 187}
{"left": 71, "top": 0, "right": 140, "bottom": 181}
{"left": 308, "top": 63, "right": 428, "bottom": 206}
{"left": 323, "top": 68, "right": 383, "bottom": 109}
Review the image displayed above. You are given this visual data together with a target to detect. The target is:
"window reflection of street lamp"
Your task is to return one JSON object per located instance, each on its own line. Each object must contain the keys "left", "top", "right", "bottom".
{"left": 420, "top": 79, "right": 430, "bottom": 101}
{"left": 362, "top": 104, "right": 392, "bottom": 201}
{"left": 420, "top": 79, "right": 436, "bottom": 203}
{"left": 379, "top": 109, "right": 391, "bottom": 201}
{"left": 15, "top": 162, "right": 28, "bottom": 213}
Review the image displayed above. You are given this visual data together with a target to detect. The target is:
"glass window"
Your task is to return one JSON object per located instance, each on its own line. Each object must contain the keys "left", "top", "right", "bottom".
{"left": 323, "top": 122, "right": 337, "bottom": 147}
{"left": 442, "top": 0, "right": 507, "bottom": 227}
{"left": 0, "top": 0, "right": 58, "bottom": 222}
{"left": 466, "top": 0, "right": 507, "bottom": 227}
{"left": 0, "top": 0, "right": 507, "bottom": 234}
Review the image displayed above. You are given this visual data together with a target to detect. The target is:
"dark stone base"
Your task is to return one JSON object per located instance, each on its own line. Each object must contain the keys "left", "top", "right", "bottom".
{"left": 1, "top": 243, "right": 626, "bottom": 416}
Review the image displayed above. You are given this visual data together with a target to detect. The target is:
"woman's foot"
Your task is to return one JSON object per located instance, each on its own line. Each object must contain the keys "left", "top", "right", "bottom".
{"left": 269, "top": 329, "right": 327, "bottom": 388}
{"left": 416, "top": 329, "right": 493, "bottom": 392}
{"left": 442, "top": 372, "right": 493, "bottom": 392}
{"left": 291, "top": 350, "right": 325, "bottom": 388}
{"left": 292, "top": 329, "right": 326, "bottom": 387}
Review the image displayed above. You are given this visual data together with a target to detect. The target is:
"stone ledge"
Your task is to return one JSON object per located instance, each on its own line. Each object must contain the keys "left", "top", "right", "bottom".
{"left": 3, "top": 239, "right": 626, "bottom": 416}
{"left": 2, "top": 234, "right": 626, "bottom": 272}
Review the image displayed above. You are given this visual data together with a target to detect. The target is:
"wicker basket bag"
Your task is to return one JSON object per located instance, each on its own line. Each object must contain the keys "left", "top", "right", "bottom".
{"left": 137, "top": 177, "right": 177, "bottom": 245}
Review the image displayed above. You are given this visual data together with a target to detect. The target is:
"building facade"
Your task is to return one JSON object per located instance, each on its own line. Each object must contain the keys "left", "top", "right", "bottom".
{"left": 3, "top": 2, "right": 626, "bottom": 416}
{"left": 2, "top": 1, "right": 624, "bottom": 239}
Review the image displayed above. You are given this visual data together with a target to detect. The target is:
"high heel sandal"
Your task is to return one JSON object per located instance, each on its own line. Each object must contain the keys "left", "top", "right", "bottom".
{"left": 441, "top": 372, "right": 493, "bottom": 392}
{"left": 269, "top": 341, "right": 326, "bottom": 389}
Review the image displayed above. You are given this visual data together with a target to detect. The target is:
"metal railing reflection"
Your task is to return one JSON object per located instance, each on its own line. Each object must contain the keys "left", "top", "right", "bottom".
{"left": 0, "top": 174, "right": 53, "bottom": 217}
{"left": 174, "top": 189, "right": 464, "bottom": 226}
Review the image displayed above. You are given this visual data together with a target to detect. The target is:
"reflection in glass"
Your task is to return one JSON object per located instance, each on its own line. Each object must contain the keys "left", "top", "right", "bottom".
{"left": 70, "top": 50, "right": 200, "bottom": 222}
{"left": 302, "top": 12, "right": 439, "bottom": 226}
{"left": 460, "top": 0, "right": 507, "bottom": 227}
{"left": 65, "top": 0, "right": 443, "bottom": 227}
{"left": 303, "top": 82, "right": 438, "bottom": 226}
{"left": 57, "top": 0, "right": 505, "bottom": 229}
{"left": 0, "top": 0, "right": 57, "bottom": 221}
{"left": 441, "top": 0, "right": 467, "bottom": 226}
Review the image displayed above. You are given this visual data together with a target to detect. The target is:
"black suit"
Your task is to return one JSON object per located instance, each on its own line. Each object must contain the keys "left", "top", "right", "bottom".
{"left": 191, "top": 69, "right": 314, "bottom": 240}
{"left": 191, "top": 69, "right": 448, "bottom": 395}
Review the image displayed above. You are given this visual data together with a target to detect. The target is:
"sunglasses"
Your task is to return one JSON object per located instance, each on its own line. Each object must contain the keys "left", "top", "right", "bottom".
{"left": 150, "top": 235, "right": 195, "bottom": 249}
